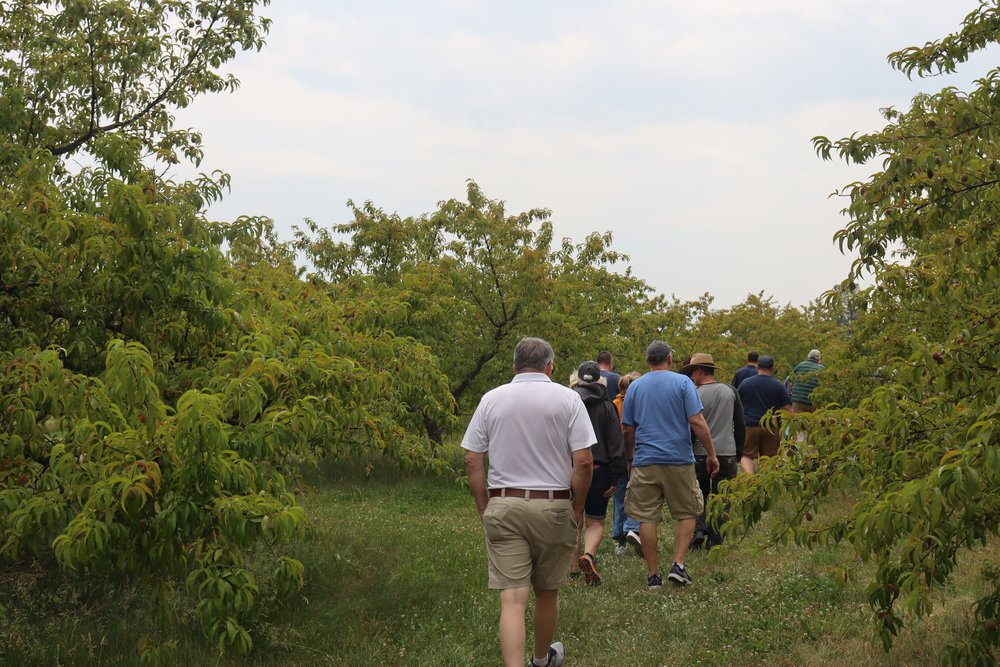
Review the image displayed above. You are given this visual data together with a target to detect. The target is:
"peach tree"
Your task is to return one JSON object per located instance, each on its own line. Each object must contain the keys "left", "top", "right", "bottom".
{"left": 293, "top": 180, "right": 658, "bottom": 429}
{"left": 0, "top": 0, "right": 454, "bottom": 660}
{"left": 718, "top": 2, "right": 1000, "bottom": 662}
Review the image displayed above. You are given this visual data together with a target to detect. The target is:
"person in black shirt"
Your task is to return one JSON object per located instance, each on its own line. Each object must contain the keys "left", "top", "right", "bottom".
{"left": 736, "top": 355, "right": 791, "bottom": 474}
{"left": 597, "top": 351, "right": 621, "bottom": 402}
{"left": 731, "top": 350, "right": 759, "bottom": 388}
{"left": 569, "top": 361, "right": 626, "bottom": 587}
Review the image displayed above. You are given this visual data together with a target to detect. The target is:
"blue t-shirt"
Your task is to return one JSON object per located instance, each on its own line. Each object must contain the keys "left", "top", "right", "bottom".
{"left": 621, "top": 370, "right": 703, "bottom": 466}
{"left": 737, "top": 374, "right": 791, "bottom": 425}
{"left": 600, "top": 369, "right": 621, "bottom": 401}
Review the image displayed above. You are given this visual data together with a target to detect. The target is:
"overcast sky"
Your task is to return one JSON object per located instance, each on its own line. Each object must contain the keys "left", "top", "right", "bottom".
{"left": 176, "top": 0, "right": 995, "bottom": 308}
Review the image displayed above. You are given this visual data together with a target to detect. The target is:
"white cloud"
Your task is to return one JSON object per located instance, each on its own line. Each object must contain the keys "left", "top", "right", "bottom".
{"left": 174, "top": 0, "right": 994, "bottom": 307}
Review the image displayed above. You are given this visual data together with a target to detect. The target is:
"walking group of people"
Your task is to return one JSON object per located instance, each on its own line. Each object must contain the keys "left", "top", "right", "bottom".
{"left": 462, "top": 337, "right": 824, "bottom": 667}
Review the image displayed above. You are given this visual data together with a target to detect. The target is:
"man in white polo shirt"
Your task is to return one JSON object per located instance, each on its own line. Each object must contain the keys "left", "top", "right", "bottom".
{"left": 464, "top": 337, "right": 595, "bottom": 667}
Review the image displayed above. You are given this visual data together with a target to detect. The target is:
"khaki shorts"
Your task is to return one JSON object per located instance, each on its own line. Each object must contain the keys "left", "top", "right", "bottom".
{"left": 482, "top": 497, "right": 577, "bottom": 590}
{"left": 791, "top": 402, "right": 815, "bottom": 414}
{"left": 624, "top": 464, "right": 703, "bottom": 522}
{"left": 743, "top": 425, "right": 781, "bottom": 459}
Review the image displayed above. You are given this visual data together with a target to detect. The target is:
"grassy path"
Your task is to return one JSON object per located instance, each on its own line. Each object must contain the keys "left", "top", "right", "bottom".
{"left": 2, "top": 467, "right": 995, "bottom": 665}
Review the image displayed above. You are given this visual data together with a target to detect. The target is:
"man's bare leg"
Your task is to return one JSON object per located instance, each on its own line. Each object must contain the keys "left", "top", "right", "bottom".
{"left": 532, "top": 587, "right": 560, "bottom": 664}
{"left": 674, "top": 517, "right": 696, "bottom": 566}
{"left": 499, "top": 587, "right": 529, "bottom": 667}
{"left": 740, "top": 455, "right": 756, "bottom": 474}
{"left": 583, "top": 518, "right": 604, "bottom": 556}
{"left": 638, "top": 521, "right": 659, "bottom": 576}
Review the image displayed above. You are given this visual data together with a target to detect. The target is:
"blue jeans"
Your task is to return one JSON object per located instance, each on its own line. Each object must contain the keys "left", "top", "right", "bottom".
{"left": 612, "top": 478, "right": 639, "bottom": 540}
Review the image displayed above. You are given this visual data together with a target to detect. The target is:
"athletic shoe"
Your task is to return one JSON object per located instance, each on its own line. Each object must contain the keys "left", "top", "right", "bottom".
{"left": 626, "top": 530, "right": 642, "bottom": 557}
{"left": 567, "top": 570, "right": 580, "bottom": 582}
{"left": 578, "top": 552, "right": 601, "bottom": 587}
{"left": 528, "top": 641, "right": 565, "bottom": 667}
{"left": 614, "top": 540, "right": 628, "bottom": 557}
{"left": 647, "top": 572, "right": 663, "bottom": 590}
{"left": 667, "top": 562, "right": 693, "bottom": 586}
{"left": 689, "top": 530, "right": 707, "bottom": 550}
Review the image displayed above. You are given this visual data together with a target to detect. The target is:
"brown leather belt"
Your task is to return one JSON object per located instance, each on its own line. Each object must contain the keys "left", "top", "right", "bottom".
{"left": 488, "top": 488, "right": 571, "bottom": 500}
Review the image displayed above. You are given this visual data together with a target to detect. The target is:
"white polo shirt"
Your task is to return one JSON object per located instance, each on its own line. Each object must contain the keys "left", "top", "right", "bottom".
{"left": 462, "top": 372, "right": 596, "bottom": 490}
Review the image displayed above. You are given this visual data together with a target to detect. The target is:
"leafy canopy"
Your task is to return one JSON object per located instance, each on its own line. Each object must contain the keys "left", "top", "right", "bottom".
{"left": 720, "top": 2, "right": 1000, "bottom": 661}
{"left": 294, "top": 180, "right": 658, "bottom": 418}
{"left": 0, "top": 1, "right": 455, "bottom": 660}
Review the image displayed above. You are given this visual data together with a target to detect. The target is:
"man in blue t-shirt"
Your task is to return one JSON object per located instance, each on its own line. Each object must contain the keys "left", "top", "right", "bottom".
{"left": 737, "top": 354, "right": 791, "bottom": 474}
{"left": 621, "top": 341, "right": 719, "bottom": 589}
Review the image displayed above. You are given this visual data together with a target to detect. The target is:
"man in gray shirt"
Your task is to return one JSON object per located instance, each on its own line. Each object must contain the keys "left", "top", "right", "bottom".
{"left": 681, "top": 352, "right": 745, "bottom": 548}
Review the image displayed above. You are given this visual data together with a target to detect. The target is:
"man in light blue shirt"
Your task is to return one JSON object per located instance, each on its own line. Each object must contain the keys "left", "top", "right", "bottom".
{"left": 622, "top": 341, "right": 719, "bottom": 588}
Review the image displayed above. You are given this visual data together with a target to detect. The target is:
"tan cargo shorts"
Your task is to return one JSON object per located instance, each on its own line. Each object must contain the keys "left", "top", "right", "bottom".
{"left": 482, "top": 496, "right": 577, "bottom": 590}
{"left": 624, "top": 463, "right": 703, "bottom": 522}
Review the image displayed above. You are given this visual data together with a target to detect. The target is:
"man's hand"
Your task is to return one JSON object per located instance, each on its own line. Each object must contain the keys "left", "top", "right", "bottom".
{"left": 689, "top": 413, "right": 720, "bottom": 478}
{"left": 707, "top": 454, "right": 720, "bottom": 478}
{"left": 603, "top": 485, "right": 616, "bottom": 499}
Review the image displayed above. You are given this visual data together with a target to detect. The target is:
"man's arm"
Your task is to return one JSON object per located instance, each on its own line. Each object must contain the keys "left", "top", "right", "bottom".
{"left": 688, "top": 412, "right": 719, "bottom": 477}
{"left": 464, "top": 450, "right": 489, "bottom": 519}
{"left": 623, "top": 424, "right": 636, "bottom": 472}
{"left": 604, "top": 404, "right": 626, "bottom": 497}
{"left": 571, "top": 448, "right": 593, "bottom": 523}
{"left": 732, "top": 391, "right": 746, "bottom": 459}
{"left": 780, "top": 384, "right": 792, "bottom": 413}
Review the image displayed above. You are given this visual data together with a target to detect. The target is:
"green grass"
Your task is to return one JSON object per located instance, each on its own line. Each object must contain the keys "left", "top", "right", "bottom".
{"left": 2, "top": 462, "right": 998, "bottom": 666}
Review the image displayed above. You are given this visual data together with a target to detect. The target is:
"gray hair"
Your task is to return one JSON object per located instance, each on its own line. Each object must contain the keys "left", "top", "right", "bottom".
{"left": 514, "top": 337, "right": 554, "bottom": 372}
{"left": 646, "top": 340, "right": 673, "bottom": 366}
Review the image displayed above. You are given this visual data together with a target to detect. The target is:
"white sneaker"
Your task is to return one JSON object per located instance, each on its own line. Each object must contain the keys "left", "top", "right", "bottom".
{"left": 529, "top": 641, "right": 565, "bottom": 667}
{"left": 614, "top": 541, "right": 628, "bottom": 556}
{"left": 626, "top": 530, "right": 642, "bottom": 557}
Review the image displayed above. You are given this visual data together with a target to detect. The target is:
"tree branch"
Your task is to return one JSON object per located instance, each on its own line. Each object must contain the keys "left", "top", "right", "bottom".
{"left": 49, "top": 14, "right": 221, "bottom": 157}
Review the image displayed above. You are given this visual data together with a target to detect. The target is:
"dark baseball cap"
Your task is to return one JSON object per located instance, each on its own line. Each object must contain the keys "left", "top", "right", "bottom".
{"left": 646, "top": 340, "right": 673, "bottom": 360}
{"left": 577, "top": 360, "right": 602, "bottom": 383}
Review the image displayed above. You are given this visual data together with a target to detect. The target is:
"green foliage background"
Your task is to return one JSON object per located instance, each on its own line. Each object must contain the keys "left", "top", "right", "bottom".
{"left": 1, "top": 0, "right": 998, "bottom": 662}
{"left": 717, "top": 3, "right": 1000, "bottom": 663}
{"left": 0, "top": 0, "right": 456, "bottom": 658}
